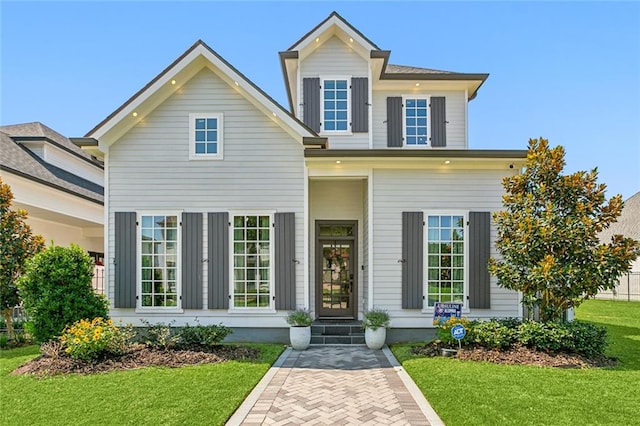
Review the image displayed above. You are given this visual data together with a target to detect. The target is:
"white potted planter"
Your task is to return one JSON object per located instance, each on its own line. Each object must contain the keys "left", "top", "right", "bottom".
{"left": 363, "top": 308, "right": 390, "bottom": 350}
{"left": 286, "top": 309, "right": 313, "bottom": 350}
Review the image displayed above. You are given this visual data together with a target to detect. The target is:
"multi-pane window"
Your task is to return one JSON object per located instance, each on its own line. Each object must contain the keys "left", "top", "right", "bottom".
{"left": 189, "top": 113, "right": 223, "bottom": 159}
{"left": 426, "top": 214, "right": 465, "bottom": 307}
{"left": 323, "top": 79, "right": 349, "bottom": 131}
{"left": 404, "top": 98, "right": 428, "bottom": 146}
{"left": 140, "top": 215, "right": 179, "bottom": 308}
{"left": 232, "top": 215, "right": 271, "bottom": 308}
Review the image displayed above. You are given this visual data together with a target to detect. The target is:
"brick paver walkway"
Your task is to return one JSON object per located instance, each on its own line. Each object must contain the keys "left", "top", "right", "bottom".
{"left": 227, "top": 346, "right": 443, "bottom": 426}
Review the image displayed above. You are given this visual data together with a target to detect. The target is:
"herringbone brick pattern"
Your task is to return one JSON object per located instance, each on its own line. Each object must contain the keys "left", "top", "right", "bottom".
{"left": 235, "top": 347, "right": 431, "bottom": 425}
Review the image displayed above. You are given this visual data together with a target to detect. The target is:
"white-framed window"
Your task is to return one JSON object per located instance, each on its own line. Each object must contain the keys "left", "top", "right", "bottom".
{"left": 403, "top": 96, "right": 429, "bottom": 147}
{"left": 139, "top": 213, "right": 181, "bottom": 309}
{"left": 425, "top": 213, "right": 467, "bottom": 308}
{"left": 321, "top": 77, "right": 350, "bottom": 133}
{"left": 230, "top": 214, "right": 273, "bottom": 309}
{"left": 189, "top": 113, "right": 223, "bottom": 160}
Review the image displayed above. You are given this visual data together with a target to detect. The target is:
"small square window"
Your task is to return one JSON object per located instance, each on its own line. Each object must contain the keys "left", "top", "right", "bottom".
{"left": 189, "top": 113, "right": 223, "bottom": 160}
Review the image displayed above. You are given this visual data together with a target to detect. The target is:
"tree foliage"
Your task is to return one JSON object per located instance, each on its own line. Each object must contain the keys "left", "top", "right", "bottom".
{"left": 0, "top": 178, "right": 45, "bottom": 339}
{"left": 17, "top": 244, "right": 108, "bottom": 342}
{"left": 489, "top": 138, "right": 639, "bottom": 322}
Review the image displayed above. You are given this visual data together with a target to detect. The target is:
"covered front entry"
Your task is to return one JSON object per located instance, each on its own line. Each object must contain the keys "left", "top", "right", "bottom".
{"left": 315, "top": 221, "right": 357, "bottom": 319}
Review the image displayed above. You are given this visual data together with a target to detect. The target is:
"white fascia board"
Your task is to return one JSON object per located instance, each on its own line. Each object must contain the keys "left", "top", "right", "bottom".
{"left": 292, "top": 16, "right": 377, "bottom": 54}
{"left": 92, "top": 44, "right": 315, "bottom": 148}
{"left": 199, "top": 49, "right": 316, "bottom": 143}
{"left": 89, "top": 48, "right": 206, "bottom": 144}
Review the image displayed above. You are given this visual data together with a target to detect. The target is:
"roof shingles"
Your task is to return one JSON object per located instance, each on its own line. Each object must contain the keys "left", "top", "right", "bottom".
{"left": 0, "top": 130, "right": 103, "bottom": 204}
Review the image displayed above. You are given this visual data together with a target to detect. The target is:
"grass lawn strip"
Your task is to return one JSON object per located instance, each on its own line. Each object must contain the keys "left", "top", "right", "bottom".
{"left": 391, "top": 300, "right": 640, "bottom": 426}
{"left": 1, "top": 344, "right": 284, "bottom": 426}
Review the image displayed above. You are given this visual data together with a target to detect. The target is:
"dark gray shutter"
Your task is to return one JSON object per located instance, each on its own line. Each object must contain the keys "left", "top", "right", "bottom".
{"left": 182, "top": 213, "right": 203, "bottom": 309}
{"left": 274, "top": 212, "right": 296, "bottom": 310}
{"left": 114, "top": 212, "right": 137, "bottom": 308}
{"left": 208, "top": 212, "right": 229, "bottom": 309}
{"left": 402, "top": 212, "right": 424, "bottom": 309}
{"left": 387, "top": 97, "right": 403, "bottom": 147}
{"left": 303, "top": 78, "right": 320, "bottom": 133}
{"left": 469, "top": 212, "right": 491, "bottom": 309}
{"left": 351, "top": 77, "right": 368, "bottom": 132}
{"left": 430, "top": 96, "right": 447, "bottom": 147}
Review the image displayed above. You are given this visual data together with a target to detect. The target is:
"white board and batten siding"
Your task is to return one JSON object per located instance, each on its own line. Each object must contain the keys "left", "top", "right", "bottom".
{"left": 370, "top": 168, "right": 520, "bottom": 327}
{"left": 107, "top": 68, "right": 305, "bottom": 327}
{"left": 300, "top": 36, "right": 369, "bottom": 149}
{"left": 371, "top": 90, "right": 467, "bottom": 149}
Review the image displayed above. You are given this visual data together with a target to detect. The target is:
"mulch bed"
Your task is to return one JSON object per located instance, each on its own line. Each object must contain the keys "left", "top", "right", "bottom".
{"left": 412, "top": 343, "right": 615, "bottom": 368}
{"left": 11, "top": 344, "right": 260, "bottom": 378}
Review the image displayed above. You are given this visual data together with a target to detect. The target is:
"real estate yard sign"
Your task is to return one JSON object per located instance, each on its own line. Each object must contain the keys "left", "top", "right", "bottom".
{"left": 433, "top": 302, "right": 462, "bottom": 322}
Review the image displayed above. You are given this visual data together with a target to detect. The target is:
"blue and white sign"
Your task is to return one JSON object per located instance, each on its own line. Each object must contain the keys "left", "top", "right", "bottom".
{"left": 433, "top": 302, "right": 462, "bottom": 321}
{"left": 451, "top": 324, "right": 466, "bottom": 340}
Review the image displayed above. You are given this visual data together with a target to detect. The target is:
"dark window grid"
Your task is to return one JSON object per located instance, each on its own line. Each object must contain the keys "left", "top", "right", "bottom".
{"left": 323, "top": 80, "right": 348, "bottom": 131}
{"left": 426, "top": 216, "right": 465, "bottom": 306}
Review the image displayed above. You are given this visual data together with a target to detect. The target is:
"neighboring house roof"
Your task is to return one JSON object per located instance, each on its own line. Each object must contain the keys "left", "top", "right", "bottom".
{"left": 0, "top": 130, "right": 104, "bottom": 204}
{"left": 0, "top": 122, "right": 102, "bottom": 167}
{"left": 86, "top": 40, "right": 324, "bottom": 148}
{"left": 599, "top": 192, "right": 640, "bottom": 242}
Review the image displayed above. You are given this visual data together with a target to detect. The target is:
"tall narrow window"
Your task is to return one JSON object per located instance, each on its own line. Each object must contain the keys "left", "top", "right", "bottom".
{"left": 404, "top": 97, "right": 428, "bottom": 146}
{"left": 232, "top": 215, "right": 272, "bottom": 308}
{"left": 140, "top": 215, "right": 179, "bottom": 308}
{"left": 322, "top": 79, "right": 349, "bottom": 132}
{"left": 189, "top": 113, "right": 223, "bottom": 159}
{"left": 426, "top": 214, "right": 465, "bottom": 307}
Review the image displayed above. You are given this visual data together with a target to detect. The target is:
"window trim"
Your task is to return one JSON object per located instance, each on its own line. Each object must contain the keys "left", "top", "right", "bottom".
{"left": 228, "top": 211, "right": 276, "bottom": 313}
{"left": 402, "top": 95, "right": 431, "bottom": 149}
{"left": 422, "top": 210, "right": 469, "bottom": 312}
{"left": 189, "top": 113, "right": 224, "bottom": 161}
{"left": 320, "top": 75, "right": 352, "bottom": 135}
{"left": 136, "top": 211, "right": 183, "bottom": 313}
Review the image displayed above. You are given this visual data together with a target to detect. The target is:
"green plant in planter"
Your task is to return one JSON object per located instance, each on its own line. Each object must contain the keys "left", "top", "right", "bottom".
{"left": 363, "top": 309, "right": 390, "bottom": 331}
{"left": 286, "top": 309, "right": 313, "bottom": 327}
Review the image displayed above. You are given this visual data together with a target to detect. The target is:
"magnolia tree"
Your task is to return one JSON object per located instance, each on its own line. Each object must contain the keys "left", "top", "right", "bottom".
{"left": 489, "top": 138, "right": 639, "bottom": 322}
{"left": 0, "top": 178, "right": 45, "bottom": 339}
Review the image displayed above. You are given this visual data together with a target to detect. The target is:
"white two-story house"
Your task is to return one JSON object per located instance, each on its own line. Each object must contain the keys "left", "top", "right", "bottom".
{"left": 86, "top": 12, "right": 527, "bottom": 342}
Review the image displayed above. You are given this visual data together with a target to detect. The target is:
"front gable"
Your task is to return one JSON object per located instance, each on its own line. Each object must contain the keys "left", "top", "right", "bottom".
{"left": 88, "top": 41, "right": 322, "bottom": 153}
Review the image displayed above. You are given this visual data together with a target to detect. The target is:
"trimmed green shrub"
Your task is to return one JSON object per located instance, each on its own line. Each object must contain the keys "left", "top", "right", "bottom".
{"left": 139, "top": 320, "right": 179, "bottom": 350}
{"left": 60, "top": 317, "right": 133, "bottom": 361}
{"left": 562, "top": 321, "right": 608, "bottom": 359}
{"left": 17, "top": 244, "right": 109, "bottom": 342}
{"left": 177, "top": 322, "right": 232, "bottom": 348}
{"left": 517, "top": 320, "right": 569, "bottom": 352}
{"left": 473, "top": 320, "right": 516, "bottom": 349}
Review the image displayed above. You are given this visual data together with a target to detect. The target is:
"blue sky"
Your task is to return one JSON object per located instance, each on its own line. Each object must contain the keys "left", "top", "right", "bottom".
{"left": 2, "top": 1, "right": 639, "bottom": 200}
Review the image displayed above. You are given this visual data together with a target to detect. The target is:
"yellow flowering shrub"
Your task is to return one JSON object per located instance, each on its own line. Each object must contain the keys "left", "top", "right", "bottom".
{"left": 433, "top": 316, "right": 476, "bottom": 346}
{"left": 60, "top": 317, "right": 133, "bottom": 360}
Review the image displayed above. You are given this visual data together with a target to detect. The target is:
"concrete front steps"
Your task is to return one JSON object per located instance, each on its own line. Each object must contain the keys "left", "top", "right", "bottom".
{"left": 311, "top": 320, "right": 365, "bottom": 345}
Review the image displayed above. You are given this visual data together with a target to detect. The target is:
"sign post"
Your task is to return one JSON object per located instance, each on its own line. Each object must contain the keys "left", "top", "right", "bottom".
{"left": 451, "top": 324, "right": 466, "bottom": 350}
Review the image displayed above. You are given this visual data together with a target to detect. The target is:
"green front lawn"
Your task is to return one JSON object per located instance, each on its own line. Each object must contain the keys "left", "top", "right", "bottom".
{"left": 1, "top": 344, "right": 283, "bottom": 426}
{"left": 392, "top": 300, "right": 640, "bottom": 426}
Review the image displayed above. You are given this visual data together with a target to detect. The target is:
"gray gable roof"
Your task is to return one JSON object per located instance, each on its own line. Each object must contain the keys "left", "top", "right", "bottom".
{"left": 0, "top": 122, "right": 102, "bottom": 167}
{"left": 385, "top": 64, "right": 457, "bottom": 75}
{"left": 0, "top": 131, "right": 103, "bottom": 204}
{"left": 600, "top": 192, "right": 640, "bottom": 242}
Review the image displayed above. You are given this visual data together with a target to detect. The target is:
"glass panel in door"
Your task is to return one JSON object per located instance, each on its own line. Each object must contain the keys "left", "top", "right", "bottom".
{"left": 318, "top": 240, "right": 354, "bottom": 317}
